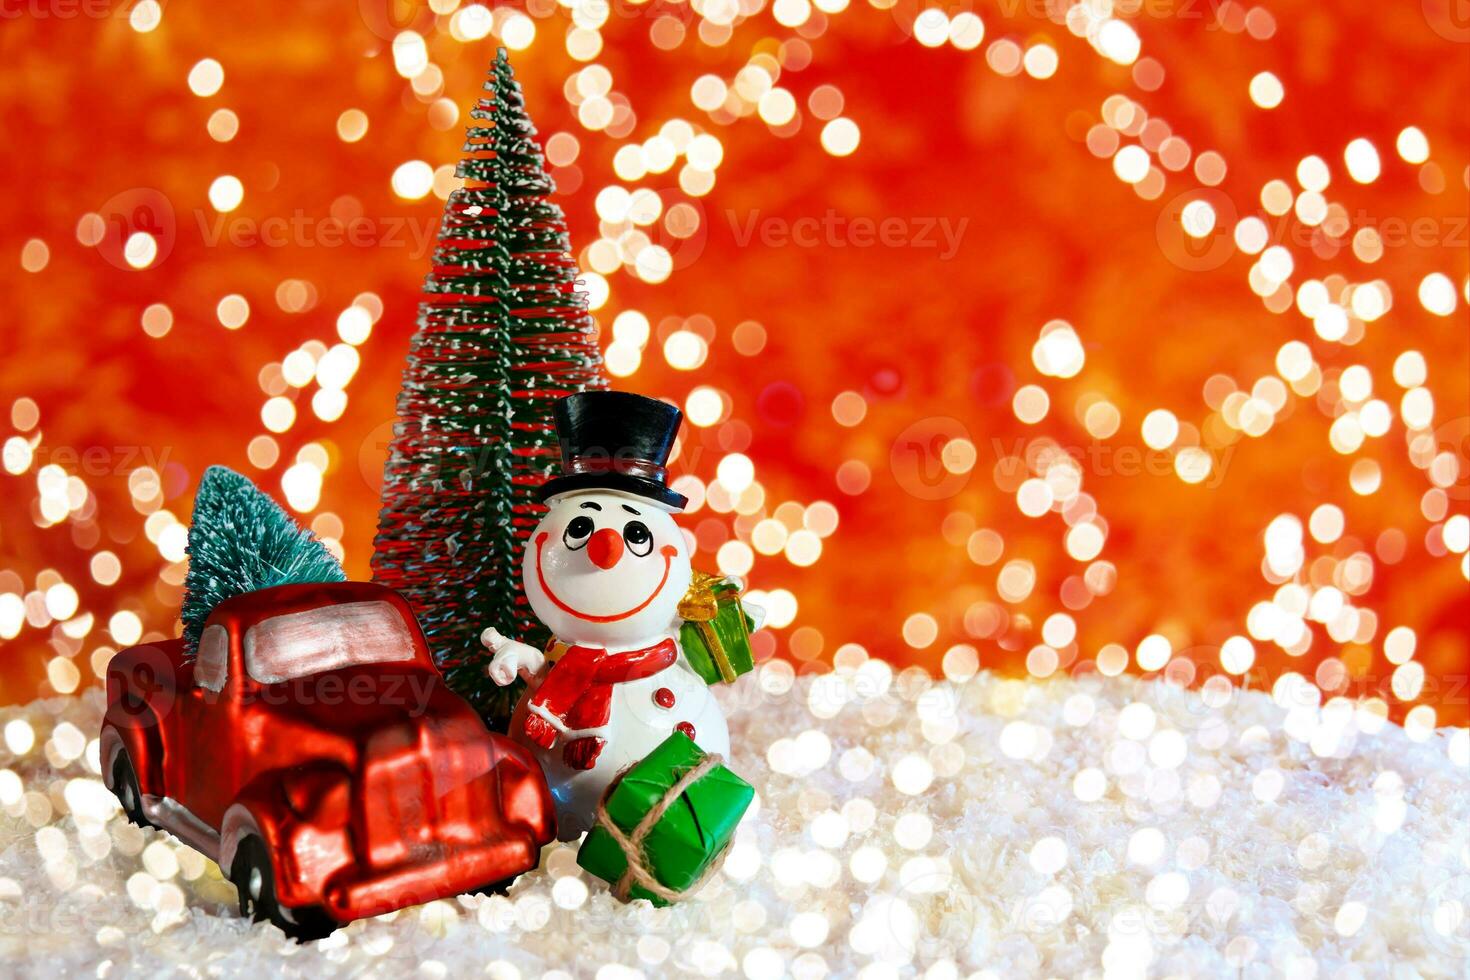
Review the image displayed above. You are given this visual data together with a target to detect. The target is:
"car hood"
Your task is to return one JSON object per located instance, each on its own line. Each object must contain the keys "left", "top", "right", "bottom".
{"left": 244, "top": 666, "right": 541, "bottom": 806}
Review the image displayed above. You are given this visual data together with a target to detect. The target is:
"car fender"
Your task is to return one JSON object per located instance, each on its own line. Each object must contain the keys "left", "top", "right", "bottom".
{"left": 489, "top": 734, "right": 558, "bottom": 847}
{"left": 102, "top": 640, "right": 183, "bottom": 794}
{"left": 221, "top": 767, "right": 358, "bottom": 912}
{"left": 99, "top": 721, "right": 162, "bottom": 798}
{"left": 218, "top": 771, "right": 290, "bottom": 878}
{"left": 219, "top": 801, "right": 269, "bottom": 878}
{"left": 219, "top": 804, "right": 327, "bottom": 931}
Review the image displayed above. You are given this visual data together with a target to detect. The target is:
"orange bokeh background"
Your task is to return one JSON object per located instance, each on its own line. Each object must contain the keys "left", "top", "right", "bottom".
{"left": 1, "top": 1, "right": 1466, "bottom": 722}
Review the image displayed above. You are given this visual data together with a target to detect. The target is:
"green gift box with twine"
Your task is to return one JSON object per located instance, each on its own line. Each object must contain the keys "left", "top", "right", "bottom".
{"left": 577, "top": 732, "right": 754, "bottom": 906}
{"left": 678, "top": 571, "right": 755, "bottom": 686}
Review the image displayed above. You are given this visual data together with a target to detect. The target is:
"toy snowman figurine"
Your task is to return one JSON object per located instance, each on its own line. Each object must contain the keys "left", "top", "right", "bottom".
{"left": 483, "top": 391, "right": 749, "bottom": 839}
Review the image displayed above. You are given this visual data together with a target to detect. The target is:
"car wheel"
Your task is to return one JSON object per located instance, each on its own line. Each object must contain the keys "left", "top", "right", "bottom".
{"left": 229, "top": 835, "right": 338, "bottom": 942}
{"left": 111, "top": 747, "right": 151, "bottom": 829}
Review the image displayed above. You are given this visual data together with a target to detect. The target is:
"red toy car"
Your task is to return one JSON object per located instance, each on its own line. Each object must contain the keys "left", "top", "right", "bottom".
{"left": 101, "top": 581, "right": 556, "bottom": 939}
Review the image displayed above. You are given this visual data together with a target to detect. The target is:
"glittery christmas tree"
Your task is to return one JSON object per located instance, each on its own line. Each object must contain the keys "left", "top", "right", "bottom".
{"left": 182, "top": 466, "right": 346, "bottom": 655}
{"left": 372, "top": 49, "right": 604, "bottom": 726}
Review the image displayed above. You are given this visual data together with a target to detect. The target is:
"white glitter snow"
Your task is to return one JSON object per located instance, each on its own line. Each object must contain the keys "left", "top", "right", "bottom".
{"left": 0, "top": 664, "right": 1466, "bottom": 978}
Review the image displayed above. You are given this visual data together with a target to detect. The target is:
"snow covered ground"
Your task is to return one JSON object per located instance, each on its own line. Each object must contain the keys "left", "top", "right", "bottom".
{"left": 1, "top": 662, "right": 1466, "bottom": 978}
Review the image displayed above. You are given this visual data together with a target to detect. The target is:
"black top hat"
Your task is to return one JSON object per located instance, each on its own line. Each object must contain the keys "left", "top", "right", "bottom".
{"left": 538, "top": 391, "right": 688, "bottom": 510}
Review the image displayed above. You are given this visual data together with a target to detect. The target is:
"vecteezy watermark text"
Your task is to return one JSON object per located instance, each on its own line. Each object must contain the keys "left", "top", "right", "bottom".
{"left": 727, "top": 209, "right": 970, "bottom": 260}
{"left": 25, "top": 444, "right": 172, "bottom": 478}
{"left": 194, "top": 210, "right": 438, "bottom": 259}
{"left": 0, "top": 0, "right": 143, "bottom": 18}
{"left": 1157, "top": 187, "right": 1470, "bottom": 272}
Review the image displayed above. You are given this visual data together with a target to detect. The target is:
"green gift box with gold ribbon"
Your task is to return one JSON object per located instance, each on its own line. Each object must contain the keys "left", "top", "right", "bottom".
{"left": 577, "top": 732, "right": 754, "bottom": 906}
{"left": 678, "top": 571, "right": 755, "bottom": 686}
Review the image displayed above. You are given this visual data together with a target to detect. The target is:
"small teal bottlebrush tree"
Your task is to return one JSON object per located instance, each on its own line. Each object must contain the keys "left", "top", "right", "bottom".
{"left": 181, "top": 466, "right": 345, "bottom": 654}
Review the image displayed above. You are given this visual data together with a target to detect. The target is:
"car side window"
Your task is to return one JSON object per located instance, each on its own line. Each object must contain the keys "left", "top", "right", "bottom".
{"left": 196, "top": 624, "right": 229, "bottom": 691}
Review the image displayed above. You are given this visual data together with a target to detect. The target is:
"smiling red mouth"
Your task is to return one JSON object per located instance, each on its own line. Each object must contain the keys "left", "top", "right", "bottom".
{"left": 534, "top": 532, "right": 678, "bottom": 623}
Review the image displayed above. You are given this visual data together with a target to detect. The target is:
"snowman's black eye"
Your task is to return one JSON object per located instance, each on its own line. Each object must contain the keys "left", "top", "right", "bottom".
{"left": 563, "top": 516, "right": 595, "bottom": 550}
{"left": 623, "top": 520, "right": 653, "bottom": 556}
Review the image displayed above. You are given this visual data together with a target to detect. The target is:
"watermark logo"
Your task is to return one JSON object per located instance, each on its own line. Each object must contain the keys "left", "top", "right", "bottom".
{"left": 107, "top": 644, "right": 176, "bottom": 728}
{"left": 91, "top": 186, "right": 444, "bottom": 271}
{"left": 890, "top": 416, "right": 975, "bottom": 501}
{"left": 1433, "top": 414, "right": 1470, "bottom": 502}
{"left": 359, "top": 418, "right": 398, "bottom": 495}
{"left": 27, "top": 444, "right": 173, "bottom": 478}
{"left": 0, "top": 0, "right": 159, "bottom": 20}
{"left": 216, "top": 671, "right": 439, "bottom": 716}
{"left": 887, "top": 418, "right": 1238, "bottom": 502}
{"left": 1421, "top": 873, "right": 1470, "bottom": 957}
{"left": 193, "top": 209, "right": 439, "bottom": 258}
{"left": 355, "top": 0, "right": 697, "bottom": 43}
{"left": 649, "top": 188, "right": 709, "bottom": 274}
{"left": 886, "top": 0, "right": 1233, "bottom": 37}
{"left": 1155, "top": 187, "right": 1468, "bottom": 272}
{"left": 1156, "top": 188, "right": 1238, "bottom": 272}
{"left": 96, "top": 187, "right": 177, "bottom": 272}
{"left": 885, "top": 0, "right": 977, "bottom": 39}
{"left": 357, "top": 0, "right": 435, "bottom": 41}
{"left": 0, "top": 892, "right": 174, "bottom": 949}
{"left": 878, "top": 870, "right": 982, "bottom": 963}
{"left": 1423, "top": 0, "right": 1470, "bottom": 42}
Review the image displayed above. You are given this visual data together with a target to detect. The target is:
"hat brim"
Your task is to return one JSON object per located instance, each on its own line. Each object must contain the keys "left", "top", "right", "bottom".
{"left": 538, "top": 472, "right": 688, "bottom": 511}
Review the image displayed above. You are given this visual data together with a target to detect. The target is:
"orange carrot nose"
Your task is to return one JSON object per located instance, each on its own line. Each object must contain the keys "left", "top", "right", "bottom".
{"left": 587, "top": 527, "right": 624, "bottom": 569}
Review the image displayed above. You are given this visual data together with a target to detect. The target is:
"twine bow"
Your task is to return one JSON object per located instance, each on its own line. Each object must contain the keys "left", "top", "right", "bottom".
{"left": 594, "top": 752, "right": 728, "bottom": 904}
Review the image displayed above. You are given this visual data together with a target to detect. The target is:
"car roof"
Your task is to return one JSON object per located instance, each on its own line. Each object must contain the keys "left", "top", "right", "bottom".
{"left": 206, "top": 581, "right": 416, "bottom": 631}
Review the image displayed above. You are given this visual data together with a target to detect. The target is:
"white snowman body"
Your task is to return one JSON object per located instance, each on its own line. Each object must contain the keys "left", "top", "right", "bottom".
{"left": 511, "top": 648, "right": 728, "bottom": 838}
{"left": 486, "top": 487, "right": 730, "bottom": 840}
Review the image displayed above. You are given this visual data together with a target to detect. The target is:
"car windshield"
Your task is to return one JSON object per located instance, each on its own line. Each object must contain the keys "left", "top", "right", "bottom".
{"left": 243, "top": 600, "right": 418, "bottom": 684}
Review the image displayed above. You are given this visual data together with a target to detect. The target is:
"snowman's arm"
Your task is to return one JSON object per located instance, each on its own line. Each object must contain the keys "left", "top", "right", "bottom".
{"left": 482, "top": 629, "right": 546, "bottom": 686}
{"left": 527, "top": 701, "right": 570, "bottom": 733}
{"left": 741, "top": 596, "right": 767, "bottom": 632}
{"left": 525, "top": 701, "right": 576, "bottom": 738}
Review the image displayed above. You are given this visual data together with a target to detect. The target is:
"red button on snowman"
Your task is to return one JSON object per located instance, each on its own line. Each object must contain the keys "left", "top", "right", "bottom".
{"left": 483, "top": 391, "right": 737, "bottom": 838}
